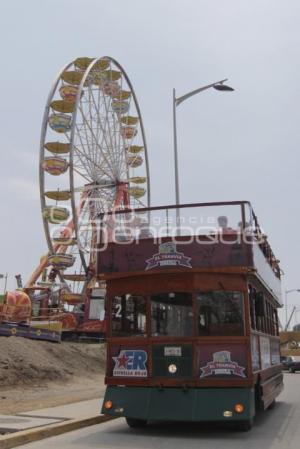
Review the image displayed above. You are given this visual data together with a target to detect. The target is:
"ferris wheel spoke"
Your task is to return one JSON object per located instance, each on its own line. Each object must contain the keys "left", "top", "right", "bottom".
{"left": 74, "top": 123, "right": 95, "bottom": 175}
{"left": 72, "top": 165, "right": 96, "bottom": 184}
{"left": 95, "top": 86, "right": 104, "bottom": 154}
{"left": 80, "top": 94, "right": 99, "bottom": 169}
{"left": 88, "top": 88, "right": 118, "bottom": 175}
{"left": 87, "top": 88, "right": 97, "bottom": 162}
{"left": 94, "top": 89, "right": 121, "bottom": 175}
{"left": 104, "top": 84, "right": 126, "bottom": 180}
{"left": 88, "top": 88, "right": 114, "bottom": 159}
{"left": 77, "top": 104, "right": 116, "bottom": 179}
{"left": 112, "top": 119, "right": 123, "bottom": 179}
{"left": 74, "top": 124, "right": 113, "bottom": 180}
{"left": 75, "top": 143, "right": 114, "bottom": 182}
{"left": 101, "top": 95, "right": 120, "bottom": 177}
{"left": 74, "top": 114, "right": 94, "bottom": 152}
{"left": 75, "top": 118, "right": 100, "bottom": 176}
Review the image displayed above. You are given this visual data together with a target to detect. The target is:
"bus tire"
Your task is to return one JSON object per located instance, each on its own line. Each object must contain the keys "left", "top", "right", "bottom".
{"left": 125, "top": 417, "right": 147, "bottom": 428}
{"left": 238, "top": 419, "right": 253, "bottom": 431}
{"left": 268, "top": 399, "right": 276, "bottom": 410}
{"left": 255, "top": 382, "right": 263, "bottom": 411}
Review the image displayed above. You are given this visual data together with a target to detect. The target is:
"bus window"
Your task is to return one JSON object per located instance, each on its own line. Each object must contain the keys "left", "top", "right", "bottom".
{"left": 248, "top": 285, "right": 256, "bottom": 330}
{"left": 111, "top": 295, "right": 146, "bottom": 337}
{"left": 151, "top": 292, "right": 193, "bottom": 337}
{"left": 273, "top": 308, "right": 279, "bottom": 336}
{"left": 197, "top": 291, "right": 244, "bottom": 336}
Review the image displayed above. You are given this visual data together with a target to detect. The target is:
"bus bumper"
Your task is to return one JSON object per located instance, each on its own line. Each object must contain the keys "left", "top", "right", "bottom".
{"left": 101, "top": 386, "right": 255, "bottom": 422}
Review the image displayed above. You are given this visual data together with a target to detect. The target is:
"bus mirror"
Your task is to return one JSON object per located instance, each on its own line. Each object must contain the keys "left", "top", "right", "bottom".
{"left": 255, "top": 292, "right": 266, "bottom": 317}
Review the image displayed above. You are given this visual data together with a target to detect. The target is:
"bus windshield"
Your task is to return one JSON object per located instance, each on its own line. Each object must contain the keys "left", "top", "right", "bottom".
{"left": 110, "top": 291, "right": 244, "bottom": 337}
{"left": 197, "top": 291, "right": 244, "bottom": 336}
{"left": 112, "top": 294, "right": 147, "bottom": 337}
{"left": 151, "top": 292, "right": 193, "bottom": 337}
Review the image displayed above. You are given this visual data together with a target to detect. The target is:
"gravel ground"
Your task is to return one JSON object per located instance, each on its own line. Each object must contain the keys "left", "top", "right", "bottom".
{"left": 0, "top": 336, "right": 107, "bottom": 414}
{"left": 0, "top": 336, "right": 106, "bottom": 387}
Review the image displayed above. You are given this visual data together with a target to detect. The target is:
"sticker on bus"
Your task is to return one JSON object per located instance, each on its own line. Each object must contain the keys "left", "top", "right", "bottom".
{"left": 145, "top": 242, "right": 192, "bottom": 270}
{"left": 112, "top": 349, "right": 148, "bottom": 377}
{"left": 200, "top": 351, "right": 246, "bottom": 378}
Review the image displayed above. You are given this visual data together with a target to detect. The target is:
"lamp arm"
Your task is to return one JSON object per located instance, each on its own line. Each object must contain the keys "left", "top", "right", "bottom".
{"left": 175, "top": 78, "right": 228, "bottom": 107}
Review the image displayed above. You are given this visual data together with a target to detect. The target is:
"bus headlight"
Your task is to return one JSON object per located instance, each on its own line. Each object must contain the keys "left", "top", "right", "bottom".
{"left": 168, "top": 364, "right": 177, "bottom": 374}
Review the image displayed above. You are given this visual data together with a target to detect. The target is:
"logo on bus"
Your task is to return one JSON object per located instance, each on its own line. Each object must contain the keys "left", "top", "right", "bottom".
{"left": 145, "top": 242, "right": 192, "bottom": 270}
{"left": 112, "top": 350, "right": 148, "bottom": 377}
{"left": 200, "top": 351, "right": 246, "bottom": 378}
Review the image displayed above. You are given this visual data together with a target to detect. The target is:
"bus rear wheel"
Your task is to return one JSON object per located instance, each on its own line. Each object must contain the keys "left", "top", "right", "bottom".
{"left": 125, "top": 417, "right": 147, "bottom": 428}
{"left": 268, "top": 399, "right": 276, "bottom": 410}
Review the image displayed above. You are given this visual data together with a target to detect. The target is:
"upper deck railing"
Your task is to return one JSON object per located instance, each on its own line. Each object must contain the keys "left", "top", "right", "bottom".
{"left": 94, "top": 200, "right": 280, "bottom": 278}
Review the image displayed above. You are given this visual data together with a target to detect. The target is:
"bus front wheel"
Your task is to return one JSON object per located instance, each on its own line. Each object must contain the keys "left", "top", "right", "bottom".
{"left": 125, "top": 417, "right": 147, "bottom": 428}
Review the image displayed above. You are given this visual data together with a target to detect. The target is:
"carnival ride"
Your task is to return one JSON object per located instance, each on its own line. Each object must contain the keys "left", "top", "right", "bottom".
{"left": 280, "top": 307, "right": 300, "bottom": 357}
{"left": 0, "top": 56, "right": 150, "bottom": 341}
{"left": 279, "top": 306, "right": 300, "bottom": 357}
{"left": 280, "top": 331, "right": 300, "bottom": 355}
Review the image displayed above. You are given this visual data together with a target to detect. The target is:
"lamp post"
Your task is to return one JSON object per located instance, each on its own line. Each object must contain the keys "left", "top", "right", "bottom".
{"left": 0, "top": 273, "right": 8, "bottom": 294}
{"left": 173, "top": 79, "right": 234, "bottom": 230}
{"left": 285, "top": 289, "right": 300, "bottom": 330}
{"left": 294, "top": 308, "right": 300, "bottom": 330}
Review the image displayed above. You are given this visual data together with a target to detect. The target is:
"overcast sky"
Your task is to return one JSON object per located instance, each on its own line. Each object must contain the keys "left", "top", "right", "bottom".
{"left": 0, "top": 0, "right": 299, "bottom": 325}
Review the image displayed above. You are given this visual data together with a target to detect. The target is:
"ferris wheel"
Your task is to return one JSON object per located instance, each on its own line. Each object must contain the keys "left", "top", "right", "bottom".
{"left": 31, "top": 56, "right": 150, "bottom": 294}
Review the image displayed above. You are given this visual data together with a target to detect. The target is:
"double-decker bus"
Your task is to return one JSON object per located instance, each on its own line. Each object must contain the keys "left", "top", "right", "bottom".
{"left": 100, "top": 201, "right": 283, "bottom": 431}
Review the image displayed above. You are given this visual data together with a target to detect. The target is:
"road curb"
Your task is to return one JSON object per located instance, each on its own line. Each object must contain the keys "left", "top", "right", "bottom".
{"left": 0, "top": 414, "right": 116, "bottom": 449}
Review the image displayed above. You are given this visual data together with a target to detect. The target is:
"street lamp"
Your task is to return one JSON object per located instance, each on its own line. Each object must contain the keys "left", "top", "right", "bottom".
{"left": 0, "top": 273, "right": 8, "bottom": 294}
{"left": 173, "top": 79, "right": 234, "bottom": 229}
{"left": 285, "top": 289, "right": 300, "bottom": 330}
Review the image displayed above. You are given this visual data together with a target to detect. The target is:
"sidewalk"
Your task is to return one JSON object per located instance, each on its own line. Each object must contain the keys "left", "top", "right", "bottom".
{"left": 20, "top": 397, "right": 104, "bottom": 420}
{"left": 0, "top": 398, "right": 104, "bottom": 434}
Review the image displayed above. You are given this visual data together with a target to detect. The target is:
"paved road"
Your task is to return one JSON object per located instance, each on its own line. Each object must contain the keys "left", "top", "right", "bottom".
{"left": 19, "top": 373, "right": 300, "bottom": 449}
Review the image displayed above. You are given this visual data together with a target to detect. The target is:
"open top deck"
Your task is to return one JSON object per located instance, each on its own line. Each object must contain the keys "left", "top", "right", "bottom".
{"left": 96, "top": 201, "right": 282, "bottom": 305}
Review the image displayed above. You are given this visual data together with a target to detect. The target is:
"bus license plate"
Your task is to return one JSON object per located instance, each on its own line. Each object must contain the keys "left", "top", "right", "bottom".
{"left": 164, "top": 347, "right": 182, "bottom": 356}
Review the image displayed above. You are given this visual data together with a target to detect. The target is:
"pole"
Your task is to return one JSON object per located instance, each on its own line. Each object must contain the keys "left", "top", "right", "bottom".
{"left": 4, "top": 273, "right": 7, "bottom": 294}
{"left": 285, "top": 289, "right": 300, "bottom": 330}
{"left": 286, "top": 306, "right": 296, "bottom": 331}
{"left": 285, "top": 289, "right": 288, "bottom": 330}
{"left": 173, "top": 88, "right": 180, "bottom": 232}
{"left": 0, "top": 273, "right": 8, "bottom": 294}
{"left": 172, "top": 79, "right": 233, "bottom": 234}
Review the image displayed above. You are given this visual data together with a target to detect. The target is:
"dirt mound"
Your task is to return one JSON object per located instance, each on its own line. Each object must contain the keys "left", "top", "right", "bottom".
{"left": 0, "top": 336, "right": 106, "bottom": 387}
